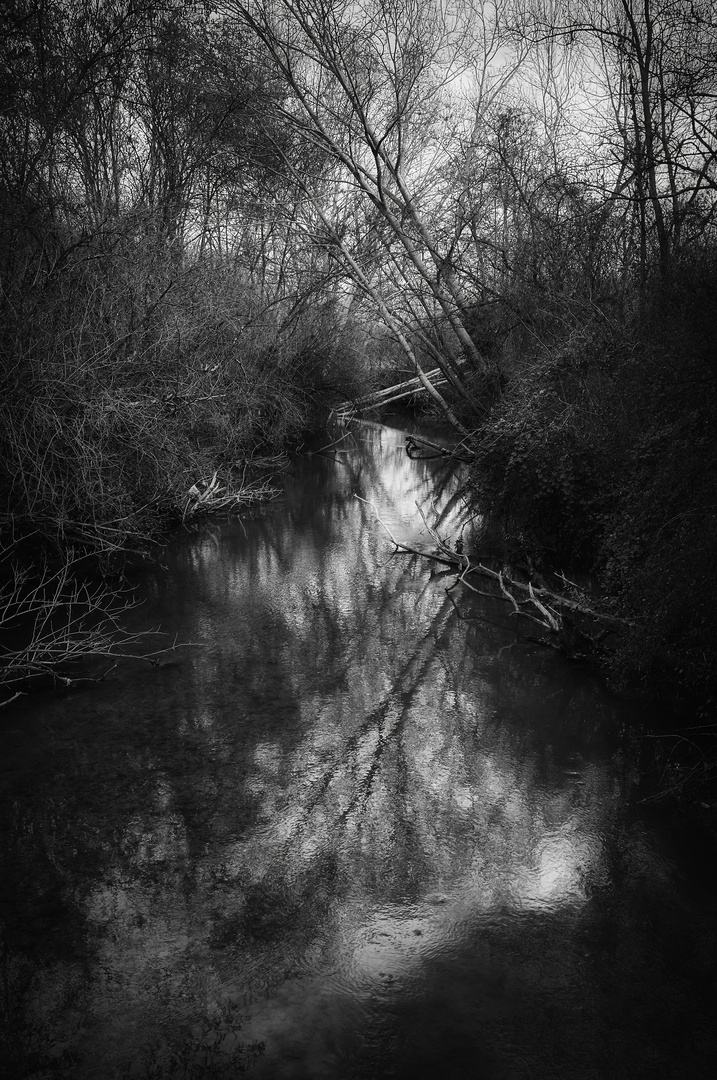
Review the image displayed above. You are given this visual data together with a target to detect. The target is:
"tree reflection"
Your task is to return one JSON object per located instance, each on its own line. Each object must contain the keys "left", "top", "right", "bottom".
{"left": 0, "top": 421, "right": 706, "bottom": 1080}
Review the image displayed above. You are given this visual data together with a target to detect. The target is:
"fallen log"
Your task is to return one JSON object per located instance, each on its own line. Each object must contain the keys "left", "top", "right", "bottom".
{"left": 331, "top": 366, "right": 456, "bottom": 420}
{"left": 360, "top": 381, "right": 449, "bottom": 412}
{"left": 349, "top": 368, "right": 444, "bottom": 408}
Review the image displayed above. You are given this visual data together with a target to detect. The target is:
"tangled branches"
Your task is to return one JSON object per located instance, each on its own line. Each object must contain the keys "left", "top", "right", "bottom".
{"left": 0, "top": 550, "right": 184, "bottom": 706}
{"left": 357, "top": 495, "right": 630, "bottom": 658}
{"left": 181, "top": 471, "right": 280, "bottom": 522}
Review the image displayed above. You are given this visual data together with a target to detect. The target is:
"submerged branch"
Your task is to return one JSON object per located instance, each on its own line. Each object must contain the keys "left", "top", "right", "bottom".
{"left": 0, "top": 552, "right": 191, "bottom": 702}
{"left": 405, "top": 435, "right": 474, "bottom": 464}
{"left": 358, "top": 498, "right": 631, "bottom": 656}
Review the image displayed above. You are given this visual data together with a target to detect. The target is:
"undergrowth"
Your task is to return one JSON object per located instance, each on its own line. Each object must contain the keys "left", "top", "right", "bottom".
{"left": 465, "top": 257, "right": 717, "bottom": 720}
{"left": 0, "top": 223, "right": 373, "bottom": 701}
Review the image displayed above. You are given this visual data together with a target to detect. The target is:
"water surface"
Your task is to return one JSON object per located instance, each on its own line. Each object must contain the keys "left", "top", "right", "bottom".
{"left": 1, "top": 420, "right": 715, "bottom": 1079}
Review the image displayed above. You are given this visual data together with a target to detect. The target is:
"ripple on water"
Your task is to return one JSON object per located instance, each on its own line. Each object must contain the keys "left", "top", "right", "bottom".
{"left": 2, "top": 420, "right": 716, "bottom": 1080}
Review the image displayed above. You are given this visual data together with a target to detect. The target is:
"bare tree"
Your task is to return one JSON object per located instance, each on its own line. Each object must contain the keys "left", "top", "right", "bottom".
{"left": 222, "top": 0, "right": 534, "bottom": 420}
{"left": 524, "top": 0, "right": 717, "bottom": 287}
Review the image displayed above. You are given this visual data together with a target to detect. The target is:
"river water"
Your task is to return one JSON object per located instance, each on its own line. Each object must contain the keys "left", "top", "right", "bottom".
{"left": 1, "top": 419, "right": 716, "bottom": 1079}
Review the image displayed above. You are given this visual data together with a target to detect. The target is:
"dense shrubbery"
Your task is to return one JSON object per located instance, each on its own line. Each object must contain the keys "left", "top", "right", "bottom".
{"left": 0, "top": 220, "right": 373, "bottom": 698}
{"left": 599, "top": 263, "right": 717, "bottom": 704}
{"left": 465, "top": 330, "right": 621, "bottom": 565}
{"left": 465, "top": 257, "right": 717, "bottom": 708}
{"left": 0, "top": 224, "right": 367, "bottom": 559}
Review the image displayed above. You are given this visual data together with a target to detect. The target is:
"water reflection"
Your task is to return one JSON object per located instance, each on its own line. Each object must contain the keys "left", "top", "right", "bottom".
{"left": 1, "top": 420, "right": 715, "bottom": 1079}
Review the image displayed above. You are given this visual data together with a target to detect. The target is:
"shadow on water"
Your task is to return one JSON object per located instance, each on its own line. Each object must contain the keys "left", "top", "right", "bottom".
{"left": 1, "top": 418, "right": 716, "bottom": 1079}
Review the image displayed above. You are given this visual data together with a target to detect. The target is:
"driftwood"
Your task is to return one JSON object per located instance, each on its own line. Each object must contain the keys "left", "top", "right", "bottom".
{"left": 182, "top": 471, "right": 279, "bottom": 522}
{"left": 356, "top": 495, "right": 631, "bottom": 658}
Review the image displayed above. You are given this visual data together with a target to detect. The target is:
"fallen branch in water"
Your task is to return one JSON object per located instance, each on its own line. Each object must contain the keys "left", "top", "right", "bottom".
{"left": 471, "top": 560, "right": 630, "bottom": 627}
{"left": 0, "top": 551, "right": 191, "bottom": 704}
{"left": 182, "top": 471, "right": 279, "bottom": 522}
{"left": 357, "top": 496, "right": 631, "bottom": 656}
{"left": 355, "top": 495, "right": 456, "bottom": 566}
{"left": 415, "top": 500, "right": 629, "bottom": 629}
{"left": 405, "top": 435, "right": 474, "bottom": 464}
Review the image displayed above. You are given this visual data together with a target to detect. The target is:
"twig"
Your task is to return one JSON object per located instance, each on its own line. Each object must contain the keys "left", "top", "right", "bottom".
{"left": 354, "top": 495, "right": 455, "bottom": 565}
{"left": 0, "top": 691, "right": 25, "bottom": 708}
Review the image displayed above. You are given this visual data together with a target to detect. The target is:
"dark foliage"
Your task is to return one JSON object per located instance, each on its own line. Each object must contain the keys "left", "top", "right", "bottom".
{"left": 466, "top": 253, "right": 717, "bottom": 714}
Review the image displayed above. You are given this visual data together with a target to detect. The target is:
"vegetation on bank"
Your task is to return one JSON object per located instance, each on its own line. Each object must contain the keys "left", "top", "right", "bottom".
{"left": 0, "top": 232, "right": 371, "bottom": 697}
{"left": 0, "top": 240, "right": 369, "bottom": 699}
{"left": 463, "top": 259, "right": 717, "bottom": 714}
{"left": 0, "top": 1, "right": 379, "bottom": 698}
{"left": 2, "top": 0, "right": 716, "bottom": 730}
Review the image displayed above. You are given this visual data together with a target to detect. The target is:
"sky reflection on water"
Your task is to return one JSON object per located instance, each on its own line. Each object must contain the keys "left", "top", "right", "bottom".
{"left": 1, "top": 419, "right": 715, "bottom": 1079}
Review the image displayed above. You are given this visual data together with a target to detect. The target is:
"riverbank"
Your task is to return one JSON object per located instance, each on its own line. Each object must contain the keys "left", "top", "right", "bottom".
{"left": 0, "top": 240, "right": 379, "bottom": 702}
{"left": 447, "top": 268, "right": 717, "bottom": 802}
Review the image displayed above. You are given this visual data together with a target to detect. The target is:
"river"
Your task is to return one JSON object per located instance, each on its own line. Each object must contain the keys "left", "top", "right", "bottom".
{"left": 1, "top": 418, "right": 715, "bottom": 1079}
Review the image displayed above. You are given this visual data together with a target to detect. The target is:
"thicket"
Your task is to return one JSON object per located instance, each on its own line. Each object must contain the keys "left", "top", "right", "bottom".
{"left": 0, "top": 0, "right": 378, "bottom": 699}
{"left": 0, "top": 225, "right": 363, "bottom": 554}
{"left": 464, "top": 251, "right": 717, "bottom": 711}
{"left": 602, "top": 262, "right": 717, "bottom": 706}
{"left": 0, "top": 220, "right": 369, "bottom": 698}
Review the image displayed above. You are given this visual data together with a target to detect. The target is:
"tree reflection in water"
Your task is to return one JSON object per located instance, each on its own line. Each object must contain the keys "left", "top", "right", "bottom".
{"left": 1, "top": 420, "right": 715, "bottom": 1080}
